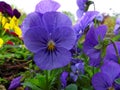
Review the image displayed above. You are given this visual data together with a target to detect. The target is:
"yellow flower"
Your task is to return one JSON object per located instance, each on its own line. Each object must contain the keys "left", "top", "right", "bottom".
{"left": 0, "top": 13, "right": 8, "bottom": 27}
{"left": 0, "top": 38, "right": 4, "bottom": 48}
{"left": 4, "top": 16, "right": 22, "bottom": 37}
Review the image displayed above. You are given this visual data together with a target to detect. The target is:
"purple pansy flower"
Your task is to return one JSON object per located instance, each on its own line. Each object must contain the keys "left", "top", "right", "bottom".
{"left": 22, "top": 11, "right": 76, "bottom": 70}
{"left": 35, "top": 0, "right": 60, "bottom": 14}
{"left": 73, "top": 11, "right": 99, "bottom": 39}
{"left": 83, "top": 25, "right": 107, "bottom": 67}
{"left": 114, "top": 17, "right": 120, "bottom": 35}
{"left": 104, "top": 42, "right": 120, "bottom": 63}
{"left": 0, "top": 1, "right": 13, "bottom": 17}
{"left": 70, "top": 59, "right": 84, "bottom": 82}
{"left": 8, "top": 76, "right": 22, "bottom": 90}
{"left": 92, "top": 61, "right": 120, "bottom": 90}
{"left": 60, "top": 71, "right": 68, "bottom": 88}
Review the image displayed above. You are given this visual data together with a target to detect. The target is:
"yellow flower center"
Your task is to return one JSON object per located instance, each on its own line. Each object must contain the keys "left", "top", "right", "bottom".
{"left": 47, "top": 40, "right": 55, "bottom": 51}
{"left": 108, "top": 87, "right": 115, "bottom": 90}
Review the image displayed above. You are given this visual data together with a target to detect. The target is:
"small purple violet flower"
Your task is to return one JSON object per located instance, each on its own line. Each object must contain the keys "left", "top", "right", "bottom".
{"left": 92, "top": 61, "right": 120, "bottom": 90}
{"left": 114, "top": 17, "right": 120, "bottom": 35}
{"left": 8, "top": 76, "right": 22, "bottom": 90}
{"left": 83, "top": 25, "right": 107, "bottom": 67}
{"left": 60, "top": 71, "right": 68, "bottom": 88}
{"left": 70, "top": 59, "right": 84, "bottom": 82}
{"left": 22, "top": 12, "right": 76, "bottom": 70}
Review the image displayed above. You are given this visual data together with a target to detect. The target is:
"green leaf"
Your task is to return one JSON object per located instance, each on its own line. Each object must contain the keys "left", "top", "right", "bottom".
{"left": 94, "top": 44, "right": 102, "bottom": 50}
{"left": 65, "top": 84, "right": 77, "bottom": 90}
{"left": 22, "top": 82, "right": 42, "bottom": 90}
{"left": 115, "top": 78, "right": 120, "bottom": 85}
{"left": 112, "top": 34, "right": 120, "bottom": 41}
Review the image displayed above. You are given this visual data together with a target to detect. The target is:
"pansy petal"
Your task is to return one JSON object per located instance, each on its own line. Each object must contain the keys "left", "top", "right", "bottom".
{"left": 101, "top": 61, "right": 120, "bottom": 82}
{"left": 34, "top": 47, "right": 71, "bottom": 70}
{"left": 83, "top": 26, "right": 98, "bottom": 54}
{"left": 35, "top": 0, "right": 60, "bottom": 14}
{"left": 23, "top": 27, "right": 49, "bottom": 53}
{"left": 60, "top": 71, "right": 68, "bottom": 88}
{"left": 79, "top": 11, "right": 99, "bottom": 31}
{"left": 76, "top": 9, "right": 84, "bottom": 18}
{"left": 42, "top": 12, "right": 72, "bottom": 32}
{"left": 52, "top": 26, "right": 76, "bottom": 50}
{"left": 104, "top": 42, "right": 120, "bottom": 63}
{"left": 95, "top": 25, "right": 107, "bottom": 40}
{"left": 21, "top": 12, "right": 43, "bottom": 36}
{"left": 70, "top": 72, "right": 78, "bottom": 82}
{"left": 89, "top": 51, "right": 101, "bottom": 67}
{"left": 92, "top": 72, "right": 112, "bottom": 90}
{"left": 114, "top": 24, "right": 120, "bottom": 35}
{"left": 8, "top": 76, "right": 22, "bottom": 90}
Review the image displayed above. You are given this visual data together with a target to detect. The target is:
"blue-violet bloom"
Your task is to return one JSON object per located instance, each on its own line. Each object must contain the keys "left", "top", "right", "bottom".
{"left": 22, "top": 12, "right": 76, "bottom": 70}
{"left": 83, "top": 25, "right": 107, "bottom": 67}
{"left": 70, "top": 59, "right": 84, "bottom": 82}
{"left": 92, "top": 61, "right": 120, "bottom": 90}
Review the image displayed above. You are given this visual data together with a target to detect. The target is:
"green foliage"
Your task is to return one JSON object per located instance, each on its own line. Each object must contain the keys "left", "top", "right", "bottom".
{"left": 65, "top": 84, "right": 77, "bottom": 90}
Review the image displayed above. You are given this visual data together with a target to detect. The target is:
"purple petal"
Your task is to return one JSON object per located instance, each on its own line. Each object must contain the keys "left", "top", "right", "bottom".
{"left": 70, "top": 72, "right": 78, "bottom": 82}
{"left": 116, "top": 17, "right": 120, "bottom": 24}
{"left": 114, "top": 24, "right": 120, "bottom": 35}
{"left": 52, "top": 27, "right": 76, "bottom": 50}
{"left": 23, "top": 27, "right": 49, "bottom": 53}
{"left": 21, "top": 12, "right": 43, "bottom": 37}
{"left": 95, "top": 25, "right": 107, "bottom": 40}
{"left": 77, "top": 0, "right": 88, "bottom": 10}
{"left": 8, "top": 76, "right": 22, "bottom": 90}
{"left": 89, "top": 51, "right": 101, "bottom": 67}
{"left": 13, "top": 9, "right": 21, "bottom": 18}
{"left": 75, "top": 62, "right": 84, "bottom": 74}
{"left": 42, "top": 12, "right": 72, "bottom": 32}
{"left": 104, "top": 42, "right": 120, "bottom": 63}
{"left": 101, "top": 61, "right": 120, "bottom": 82}
{"left": 34, "top": 47, "right": 71, "bottom": 70}
{"left": 60, "top": 71, "right": 68, "bottom": 88}
{"left": 35, "top": 0, "right": 60, "bottom": 14}
{"left": 79, "top": 11, "right": 99, "bottom": 31}
{"left": 71, "top": 65, "right": 77, "bottom": 73}
{"left": 92, "top": 72, "right": 112, "bottom": 90}
{"left": 0, "top": 1, "right": 13, "bottom": 17}
{"left": 96, "top": 13, "right": 104, "bottom": 22}
{"left": 76, "top": 9, "right": 84, "bottom": 18}
{"left": 83, "top": 26, "right": 98, "bottom": 55}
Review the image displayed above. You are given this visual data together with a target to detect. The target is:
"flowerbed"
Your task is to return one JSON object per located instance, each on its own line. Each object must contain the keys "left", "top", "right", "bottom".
{"left": 0, "top": 0, "right": 120, "bottom": 90}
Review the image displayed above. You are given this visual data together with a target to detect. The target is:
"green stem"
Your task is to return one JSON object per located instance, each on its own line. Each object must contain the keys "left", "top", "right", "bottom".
{"left": 92, "top": 67, "right": 94, "bottom": 75}
{"left": 93, "top": 2, "right": 96, "bottom": 11}
{"left": 45, "top": 70, "right": 49, "bottom": 90}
